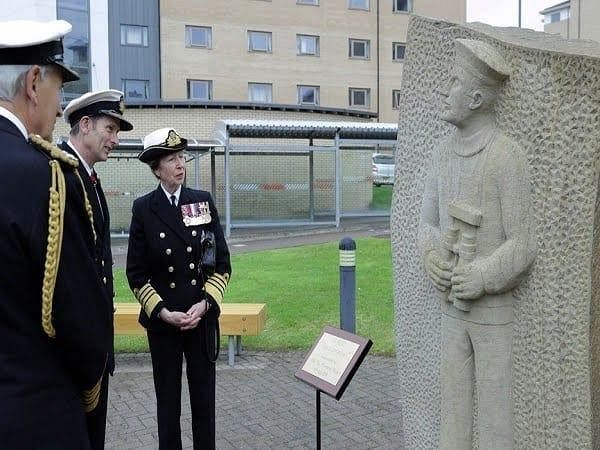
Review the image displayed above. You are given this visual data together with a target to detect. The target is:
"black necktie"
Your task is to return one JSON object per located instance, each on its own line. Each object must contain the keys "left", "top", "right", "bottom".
{"left": 91, "top": 169, "right": 104, "bottom": 219}
{"left": 170, "top": 195, "right": 177, "bottom": 208}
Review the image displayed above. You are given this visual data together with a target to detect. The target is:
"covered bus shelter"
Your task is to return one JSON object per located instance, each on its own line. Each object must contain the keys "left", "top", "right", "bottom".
{"left": 212, "top": 119, "right": 398, "bottom": 237}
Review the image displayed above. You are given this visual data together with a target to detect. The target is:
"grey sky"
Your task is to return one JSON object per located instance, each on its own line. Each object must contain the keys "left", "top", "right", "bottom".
{"left": 467, "top": 0, "right": 561, "bottom": 30}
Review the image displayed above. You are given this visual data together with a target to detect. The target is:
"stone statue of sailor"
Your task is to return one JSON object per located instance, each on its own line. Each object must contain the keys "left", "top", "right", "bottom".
{"left": 418, "top": 38, "right": 537, "bottom": 449}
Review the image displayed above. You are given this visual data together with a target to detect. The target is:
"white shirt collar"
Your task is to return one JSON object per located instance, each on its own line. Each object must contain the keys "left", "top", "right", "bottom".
{"left": 66, "top": 140, "right": 93, "bottom": 176}
{"left": 0, "top": 106, "right": 28, "bottom": 140}
{"left": 160, "top": 184, "right": 182, "bottom": 206}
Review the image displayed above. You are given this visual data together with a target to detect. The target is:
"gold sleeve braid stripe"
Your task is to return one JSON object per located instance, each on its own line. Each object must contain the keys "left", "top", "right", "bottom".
{"left": 135, "top": 283, "right": 163, "bottom": 317}
{"left": 82, "top": 374, "right": 103, "bottom": 413}
{"left": 204, "top": 273, "right": 229, "bottom": 304}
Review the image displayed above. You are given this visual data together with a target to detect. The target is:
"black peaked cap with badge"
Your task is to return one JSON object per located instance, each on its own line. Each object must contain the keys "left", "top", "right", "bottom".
{"left": 64, "top": 89, "right": 134, "bottom": 132}
{"left": 0, "top": 19, "right": 80, "bottom": 82}
{"left": 139, "top": 127, "right": 188, "bottom": 163}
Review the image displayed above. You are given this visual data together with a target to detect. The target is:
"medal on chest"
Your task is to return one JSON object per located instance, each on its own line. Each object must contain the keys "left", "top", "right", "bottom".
{"left": 181, "top": 201, "right": 212, "bottom": 226}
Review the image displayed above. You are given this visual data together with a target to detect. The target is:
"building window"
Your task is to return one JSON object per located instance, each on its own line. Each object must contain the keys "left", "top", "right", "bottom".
{"left": 297, "top": 85, "right": 319, "bottom": 105}
{"left": 349, "top": 88, "right": 370, "bottom": 108}
{"left": 248, "top": 83, "right": 273, "bottom": 103}
{"left": 120, "top": 24, "right": 148, "bottom": 47}
{"left": 393, "top": 42, "right": 406, "bottom": 61}
{"left": 122, "top": 79, "right": 149, "bottom": 99}
{"left": 297, "top": 0, "right": 319, "bottom": 4}
{"left": 349, "top": 39, "right": 370, "bottom": 59}
{"left": 544, "top": 7, "right": 569, "bottom": 24}
{"left": 392, "top": 89, "right": 401, "bottom": 109}
{"left": 348, "top": 0, "right": 369, "bottom": 10}
{"left": 248, "top": 31, "right": 272, "bottom": 52}
{"left": 186, "top": 26, "right": 212, "bottom": 48}
{"left": 297, "top": 34, "right": 320, "bottom": 56}
{"left": 393, "top": 0, "right": 412, "bottom": 12}
{"left": 187, "top": 79, "right": 213, "bottom": 100}
{"left": 57, "top": 0, "right": 90, "bottom": 100}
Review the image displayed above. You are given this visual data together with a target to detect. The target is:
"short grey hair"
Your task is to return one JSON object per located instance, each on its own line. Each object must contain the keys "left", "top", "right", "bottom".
{"left": 69, "top": 115, "right": 99, "bottom": 137}
{"left": 0, "top": 65, "right": 53, "bottom": 102}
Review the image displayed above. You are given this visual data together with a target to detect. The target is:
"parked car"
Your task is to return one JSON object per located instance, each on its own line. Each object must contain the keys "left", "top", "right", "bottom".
{"left": 372, "top": 153, "right": 395, "bottom": 186}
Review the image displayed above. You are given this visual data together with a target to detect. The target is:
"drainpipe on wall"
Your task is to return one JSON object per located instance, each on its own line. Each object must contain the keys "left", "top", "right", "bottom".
{"left": 376, "top": 0, "right": 380, "bottom": 122}
{"left": 578, "top": 0, "right": 582, "bottom": 39}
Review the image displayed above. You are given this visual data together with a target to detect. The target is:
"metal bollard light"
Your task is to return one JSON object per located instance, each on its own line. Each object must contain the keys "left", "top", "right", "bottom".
{"left": 339, "top": 237, "right": 356, "bottom": 333}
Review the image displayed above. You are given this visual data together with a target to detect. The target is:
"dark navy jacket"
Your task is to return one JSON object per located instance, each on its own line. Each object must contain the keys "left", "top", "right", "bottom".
{"left": 126, "top": 186, "right": 231, "bottom": 333}
{"left": 0, "top": 117, "right": 109, "bottom": 449}
{"left": 60, "top": 141, "right": 115, "bottom": 373}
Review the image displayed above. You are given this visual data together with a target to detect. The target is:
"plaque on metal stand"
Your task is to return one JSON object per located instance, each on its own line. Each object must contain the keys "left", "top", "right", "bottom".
{"left": 295, "top": 326, "right": 372, "bottom": 449}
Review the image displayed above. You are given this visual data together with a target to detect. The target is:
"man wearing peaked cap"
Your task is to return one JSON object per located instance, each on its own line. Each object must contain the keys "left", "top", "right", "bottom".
{"left": 64, "top": 89, "right": 134, "bottom": 132}
{"left": 61, "top": 89, "right": 133, "bottom": 450}
{"left": 127, "top": 128, "right": 231, "bottom": 449}
{"left": 0, "top": 20, "right": 110, "bottom": 450}
{"left": 418, "top": 39, "right": 536, "bottom": 449}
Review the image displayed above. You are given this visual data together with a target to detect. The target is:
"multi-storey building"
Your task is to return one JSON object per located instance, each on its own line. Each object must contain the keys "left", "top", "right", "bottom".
{"left": 152, "top": 0, "right": 465, "bottom": 122}
{"left": 542, "top": 0, "right": 600, "bottom": 42}
{"left": 8, "top": 0, "right": 465, "bottom": 123}
{"left": 7, "top": 0, "right": 467, "bottom": 232}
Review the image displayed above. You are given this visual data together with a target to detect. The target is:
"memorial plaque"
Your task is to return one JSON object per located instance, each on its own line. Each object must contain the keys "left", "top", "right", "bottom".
{"left": 295, "top": 326, "right": 372, "bottom": 400}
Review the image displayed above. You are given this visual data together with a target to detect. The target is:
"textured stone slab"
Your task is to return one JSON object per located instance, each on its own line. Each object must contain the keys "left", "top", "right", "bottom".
{"left": 392, "top": 15, "right": 600, "bottom": 449}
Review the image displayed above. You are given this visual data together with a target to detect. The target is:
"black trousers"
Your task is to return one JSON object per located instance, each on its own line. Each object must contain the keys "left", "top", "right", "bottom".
{"left": 4, "top": 395, "right": 91, "bottom": 450}
{"left": 86, "top": 373, "right": 109, "bottom": 450}
{"left": 148, "top": 325, "right": 216, "bottom": 450}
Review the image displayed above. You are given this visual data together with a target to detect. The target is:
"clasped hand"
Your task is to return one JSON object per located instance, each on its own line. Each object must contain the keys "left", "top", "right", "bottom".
{"left": 424, "top": 250, "right": 485, "bottom": 300}
{"left": 159, "top": 300, "right": 209, "bottom": 330}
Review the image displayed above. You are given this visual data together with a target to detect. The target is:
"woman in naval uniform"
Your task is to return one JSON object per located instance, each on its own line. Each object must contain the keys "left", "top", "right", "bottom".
{"left": 126, "top": 127, "right": 231, "bottom": 450}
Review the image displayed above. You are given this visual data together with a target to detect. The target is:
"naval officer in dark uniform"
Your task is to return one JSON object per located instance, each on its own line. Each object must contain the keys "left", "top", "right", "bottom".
{"left": 126, "top": 128, "right": 231, "bottom": 450}
{"left": 61, "top": 89, "right": 134, "bottom": 450}
{"left": 0, "top": 20, "right": 110, "bottom": 449}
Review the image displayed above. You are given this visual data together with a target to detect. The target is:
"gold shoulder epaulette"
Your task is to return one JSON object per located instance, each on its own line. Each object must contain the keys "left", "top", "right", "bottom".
{"left": 29, "top": 134, "right": 79, "bottom": 168}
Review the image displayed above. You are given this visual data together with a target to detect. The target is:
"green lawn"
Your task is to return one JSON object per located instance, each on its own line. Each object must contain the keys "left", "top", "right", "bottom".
{"left": 114, "top": 237, "right": 395, "bottom": 355}
{"left": 370, "top": 185, "right": 393, "bottom": 210}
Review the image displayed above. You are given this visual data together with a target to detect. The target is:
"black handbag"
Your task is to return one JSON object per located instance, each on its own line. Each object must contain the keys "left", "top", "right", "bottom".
{"left": 200, "top": 229, "right": 216, "bottom": 276}
{"left": 200, "top": 229, "right": 219, "bottom": 362}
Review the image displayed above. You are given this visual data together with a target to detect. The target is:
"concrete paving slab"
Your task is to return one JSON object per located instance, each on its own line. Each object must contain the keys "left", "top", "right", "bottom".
{"left": 106, "top": 351, "right": 404, "bottom": 449}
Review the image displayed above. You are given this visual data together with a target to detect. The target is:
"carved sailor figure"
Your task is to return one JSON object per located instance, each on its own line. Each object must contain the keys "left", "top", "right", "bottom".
{"left": 418, "top": 39, "right": 537, "bottom": 449}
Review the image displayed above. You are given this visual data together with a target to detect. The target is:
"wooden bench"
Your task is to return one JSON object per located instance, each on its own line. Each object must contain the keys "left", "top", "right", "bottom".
{"left": 114, "top": 303, "right": 267, "bottom": 366}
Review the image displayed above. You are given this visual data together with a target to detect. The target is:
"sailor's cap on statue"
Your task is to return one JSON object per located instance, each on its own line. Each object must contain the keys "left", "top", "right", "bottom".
{"left": 454, "top": 38, "right": 510, "bottom": 84}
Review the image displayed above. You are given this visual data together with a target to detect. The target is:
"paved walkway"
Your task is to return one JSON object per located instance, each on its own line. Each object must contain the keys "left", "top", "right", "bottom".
{"left": 106, "top": 351, "right": 404, "bottom": 449}
{"left": 107, "top": 217, "right": 403, "bottom": 449}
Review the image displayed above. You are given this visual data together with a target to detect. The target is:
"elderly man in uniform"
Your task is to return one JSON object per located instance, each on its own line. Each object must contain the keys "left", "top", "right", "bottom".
{"left": 418, "top": 39, "right": 536, "bottom": 449}
{"left": 61, "top": 89, "right": 134, "bottom": 449}
{"left": 0, "top": 20, "right": 110, "bottom": 449}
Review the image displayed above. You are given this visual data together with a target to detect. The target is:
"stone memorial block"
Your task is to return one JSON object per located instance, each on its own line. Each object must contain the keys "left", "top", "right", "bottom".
{"left": 391, "top": 15, "right": 600, "bottom": 449}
